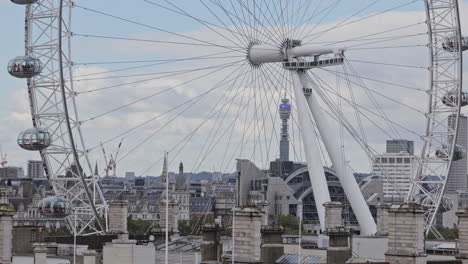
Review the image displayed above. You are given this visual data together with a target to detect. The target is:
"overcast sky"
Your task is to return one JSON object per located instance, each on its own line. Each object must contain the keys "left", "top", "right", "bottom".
{"left": 0, "top": 0, "right": 467, "bottom": 177}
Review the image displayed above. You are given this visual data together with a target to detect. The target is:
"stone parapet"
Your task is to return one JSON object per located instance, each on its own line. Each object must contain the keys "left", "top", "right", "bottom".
{"left": 385, "top": 204, "right": 427, "bottom": 264}
{"left": 261, "top": 225, "right": 284, "bottom": 244}
{"left": 33, "top": 244, "right": 48, "bottom": 264}
{"left": 108, "top": 200, "right": 128, "bottom": 235}
{"left": 103, "top": 239, "right": 155, "bottom": 264}
{"left": 232, "top": 207, "right": 263, "bottom": 263}
{"left": 261, "top": 225, "right": 284, "bottom": 264}
{"left": 158, "top": 199, "right": 179, "bottom": 232}
{"left": 457, "top": 210, "right": 468, "bottom": 262}
{"left": 0, "top": 209, "right": 14, "bottom": 264}
{"left": 324, "top": 202, "right": 343, "bottom": 232}
{"left": 376, "top": 203, "right": 390, "bottom": 236}
{"left": 83, "top": 249, "right": 97, "bottom": 264}
{"left": 201, "top": 224, "right": 222, "bottom": 262}
{"left": 324, "top": 202, "right": 351, "bottom": 264}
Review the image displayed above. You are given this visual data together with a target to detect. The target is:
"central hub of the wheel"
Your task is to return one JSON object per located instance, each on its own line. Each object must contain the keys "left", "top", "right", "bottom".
{"left": 247, "top": 39, "right": 345, "bottom": 69}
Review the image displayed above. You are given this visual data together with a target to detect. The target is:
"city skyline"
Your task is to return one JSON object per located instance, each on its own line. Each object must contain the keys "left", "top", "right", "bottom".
{"left": 1, "top": 1, "right": 468, "bottom": 263}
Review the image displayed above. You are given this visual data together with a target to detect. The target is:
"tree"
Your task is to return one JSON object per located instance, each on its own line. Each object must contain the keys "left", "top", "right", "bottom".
{"left": 43, "top": 227, "right": 71, "bottom": 237}
{"left": 178, "top": 220, "right": 191, "bottom": 235}
{"left": 127, "top": 215, "right": 153, "bottom": 235}
{"left": 427, "top": 226, "right": 458, "bottom": 240}
{"left": 277, "top": 215, "right": 300, "bottom": 234}
{"left": 178, "top": 214, "right": 215, "bottom": 236}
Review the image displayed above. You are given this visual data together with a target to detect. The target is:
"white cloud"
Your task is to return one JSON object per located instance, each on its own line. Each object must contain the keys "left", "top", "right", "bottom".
{"left": 1, "top": 1, "right": 468, "bottom": 176}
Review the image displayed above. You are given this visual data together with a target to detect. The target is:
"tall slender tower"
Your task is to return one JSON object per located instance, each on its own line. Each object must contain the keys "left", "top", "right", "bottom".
{"left": 279, "top": 97, "right": 291, "bottom": 161}
{"left": 176, "top": 162, "right": 185, "bottom": 190}
{"left": 161, "top": 152, "right": 168, "bottom": 185}
{"left": 447, "top": 114, "right": 468, "bottom": 193}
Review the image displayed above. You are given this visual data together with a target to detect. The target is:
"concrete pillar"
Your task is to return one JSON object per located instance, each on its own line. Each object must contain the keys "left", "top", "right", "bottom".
{"left": 104, "top": 200, "right": 157, "bottom": 264}
{"left": 201, "top": 224, "right": 222, "bottom": 263}
{"left": 376, "top": 203, "right": 390, "bottom": 236}
{"left": 33, "top": 244, "right": 47, "bottom": 264}
{"left": 385, "top": 204, "right": 426, "bottom": 264}
{"left": 456, "top": 210, "right": 468, "bottom": 263}
{"left": 232, "top": 207, "right": 263, "bottom": 263}
{"left": 0, "top": 208, "right": 14, "bottom": 264}
{"left": 108, "top": 200, "right": 129, "bottom": 239}
{"left": 158, "top": 199, "right": 179, "bottom": 232}
{"left": 83, "top": 250, "right": 97, "bottom": 264}
{"left": 324, "top": 202, "right": 351, "bottom": 264}
{"left": 261, "top": 226, "right": 284, "bottom": 264}
{"left": 324, "top": 202, "right": 343, "bottom": 231}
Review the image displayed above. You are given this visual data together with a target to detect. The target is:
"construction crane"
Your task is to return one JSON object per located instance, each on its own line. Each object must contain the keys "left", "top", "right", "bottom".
{"left": 100, "top": 138, "right": 124, "bottom": 177}
{"left": 0, "top": 145, "right": 7, "bottom": 168}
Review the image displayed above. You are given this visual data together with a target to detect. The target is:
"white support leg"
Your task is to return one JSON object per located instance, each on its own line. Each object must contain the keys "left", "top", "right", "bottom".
{"left": 298, "top": 71, "right": 377, "bottom": 235}
{"left": 291, "top": 71, "right": 331, "bottom": 230}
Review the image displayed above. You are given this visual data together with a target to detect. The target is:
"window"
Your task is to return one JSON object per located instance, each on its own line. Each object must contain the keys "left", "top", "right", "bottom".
{"left": 31, "top": 230, "right": 36, "bottom": 242}
{"left": 389, "top": 158, "right": 395, "bottom": 163}
{"left": 397, "top": 158, "right": 402, "bottom": 163}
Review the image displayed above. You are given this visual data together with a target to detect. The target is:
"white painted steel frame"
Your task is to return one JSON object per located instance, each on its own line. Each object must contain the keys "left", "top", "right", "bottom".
{"left": 299, "top": 71, "right": 377, "bottom": 235}
{"left": 407, "top": 0, "right": 463, "bottom": 235}
{"left": 21, "top": 0, "right": 462, "bottom": 237}
{"left": 291, "top": 72, "right": 331, "bottom": 231}
{"left": 24, "top": 0, "right": 107, "bottom": 235}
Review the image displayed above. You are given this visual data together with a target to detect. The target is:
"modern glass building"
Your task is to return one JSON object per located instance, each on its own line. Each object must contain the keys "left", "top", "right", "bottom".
{"left": 386, "top": 139, "right": 414, "bottom": 155}
{"left": 286, "top": 166, "right": 358, "bottom": 227}
{"left": 447, "top": 114, "right": 468, "bottom": 193}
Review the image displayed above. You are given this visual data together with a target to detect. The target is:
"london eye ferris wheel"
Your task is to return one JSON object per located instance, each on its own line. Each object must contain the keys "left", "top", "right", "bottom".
{"left": 7, "top": 0, "right": 466, "bottom": 236}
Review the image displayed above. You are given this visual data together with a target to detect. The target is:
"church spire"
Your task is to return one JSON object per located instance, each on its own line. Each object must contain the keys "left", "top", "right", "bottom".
{"left": 161, "top": 152, "right": 168, "bottom": 185}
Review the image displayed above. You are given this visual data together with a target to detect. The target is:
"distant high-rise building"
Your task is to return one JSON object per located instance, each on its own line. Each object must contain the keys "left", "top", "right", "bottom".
{"left": 27, "top": 160, "right": 45, "bottom": 179}
{"left": 373, "top": 140, "right": 417, "bottom": 201}
{"left": 125, "top": 171, "right": 135, "bottom": 179}
{"left": 279, "top": 97, "right": 291, "bottom": 161}
{"left": 386, "top": 139, "right": 414, "bottom": 155}
{"left": 447, "top": 114, "right": 468, "bottom": 193}
{"left": 0, "top": 167, "right": 24, "bottom": 179}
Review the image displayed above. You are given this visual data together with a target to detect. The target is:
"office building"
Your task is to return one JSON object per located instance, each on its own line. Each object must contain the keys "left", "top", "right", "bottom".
{"left": 27, "top": 160, "right": 45, "bottom": 179}
{"left": 447, "top": 114, "right": 468, "bottom": 193}
{"left": 386, "top": 139, "right": 414, "bottom": 155}
{"left": 0, "top": 167, "right": 24, "bottom": 179}
{"left": 373, "top": 140, "right": 416, "bottom": 201}
{"left": 125, "top": 171, "right": 135, "bottom": 179}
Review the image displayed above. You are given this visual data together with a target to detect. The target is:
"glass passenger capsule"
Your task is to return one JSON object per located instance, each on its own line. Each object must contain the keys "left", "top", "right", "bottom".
{"left": 38, "top": 196, "right": 71, "bottom": 218}
{"left": 442, "top": 36, "right": 468, "bottom": 52}
{"left": 17, "top": 128, "right": 51, "bottom": 151}
{"left": 442, "top": 91, "right": 468, "bottom": 107}
{"left": 435, "top": 144, "right": 464, "bottom": 161}
{"left": 10, "top": 0, "right": 37, "bottom": 4}
{"left": 7, "top": 56, "right": 42, "bottom": 78}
